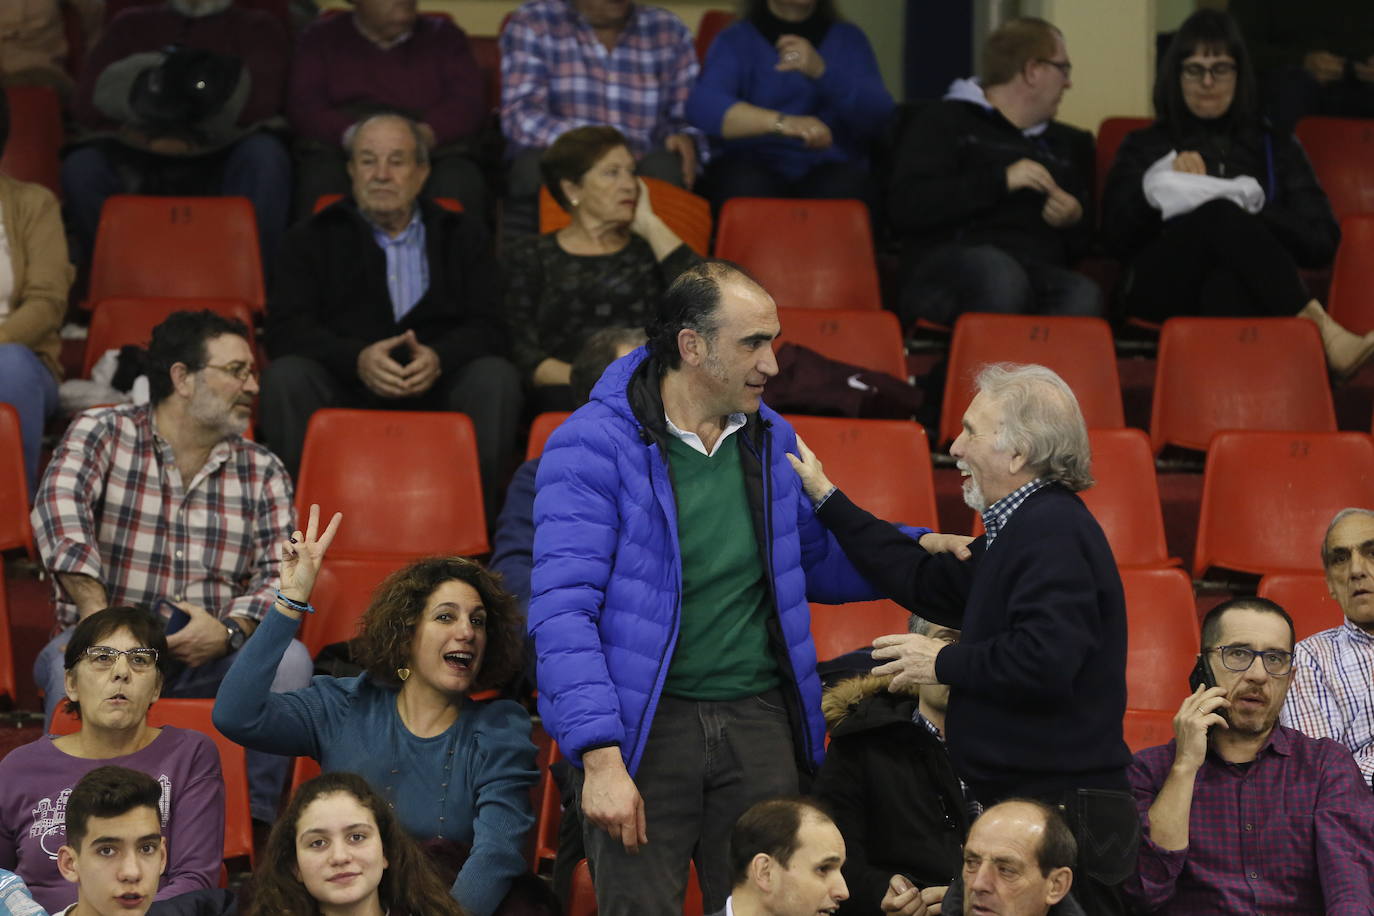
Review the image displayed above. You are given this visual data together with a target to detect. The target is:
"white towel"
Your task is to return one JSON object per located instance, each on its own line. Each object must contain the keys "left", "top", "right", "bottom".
{"left": 1142, "top": 150, "right": 1265, "bottom": 220}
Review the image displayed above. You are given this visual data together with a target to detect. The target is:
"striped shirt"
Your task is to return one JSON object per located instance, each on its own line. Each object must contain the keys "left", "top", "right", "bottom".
{"left": 32, "top": 404, "right": 294, "bottom": 626}
{"left": 369, "top": 207, "right": 429, "bottom": 322}
{"left": 1281, "top": 620, "right": 1374, "bottom": 788}
{"left": 499, "top": 0, "right": 701, "bottom": 156}
{"left": 980, "top": 477, "right": 1052, "bottom": 547}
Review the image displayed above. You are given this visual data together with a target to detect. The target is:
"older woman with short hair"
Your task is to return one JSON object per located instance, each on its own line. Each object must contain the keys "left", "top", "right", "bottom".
{"left": 1103, "top": 8, "right": 1371, "bottom": 376}
{"left": 213, "top": 508, "right": 537, "bottom": 916}
{"left": 503, "top": 125, "right": 700, "bottom": 413}
{"left": 0, "top": 607, "right": 223, "bottom": 913}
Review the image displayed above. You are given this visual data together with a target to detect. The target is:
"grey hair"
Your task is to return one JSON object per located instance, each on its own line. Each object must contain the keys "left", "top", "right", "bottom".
{"left": 975, "top": 362, "right": 1093, "bottom": 492}
{"left": 1321, "top": 507, "right": 1374, "bottom": 567}
{"left": 342, "top": 113, "right": 431, "bottom": 165}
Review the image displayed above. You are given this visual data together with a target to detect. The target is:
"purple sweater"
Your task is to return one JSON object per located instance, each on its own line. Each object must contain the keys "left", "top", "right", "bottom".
{"left": 288, "top": 13, "right": 486, "bottom": 147}
{"left": 0, "top": 727, "right": 224, "bottom": 913}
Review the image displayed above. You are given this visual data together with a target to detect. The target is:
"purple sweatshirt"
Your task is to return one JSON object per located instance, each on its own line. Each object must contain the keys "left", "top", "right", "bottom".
{"left": 0, "top": 727, "right": 224, "bottom": 914}
{"left": 288, "top": 13, "right": 486, "bottom": 147}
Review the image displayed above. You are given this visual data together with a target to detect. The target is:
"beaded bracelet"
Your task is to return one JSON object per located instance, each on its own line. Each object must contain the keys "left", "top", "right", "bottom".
{"left": 275, "top": 590, "right": 316, "bottom": 614}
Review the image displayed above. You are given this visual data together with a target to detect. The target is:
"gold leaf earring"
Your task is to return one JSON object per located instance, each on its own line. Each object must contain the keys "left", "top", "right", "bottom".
{"left": 396, "top": 667, "right": 411, "bottom": 682}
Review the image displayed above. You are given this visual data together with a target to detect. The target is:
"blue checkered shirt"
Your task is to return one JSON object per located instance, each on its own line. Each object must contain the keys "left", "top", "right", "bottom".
{"left": 981, "top": 478, "right": 1053, "bottom": 547}
{"left": 1281, "top": 619, "right": 1374, "bottom": 788}
{"left": 914, "top": 709, "right": 984, "bottom": 821}
{"left": 500, "top": 0, "right": 702, "bottom": 156}
{"left": 369, "top": 208, "right": 429, "bottom": 322}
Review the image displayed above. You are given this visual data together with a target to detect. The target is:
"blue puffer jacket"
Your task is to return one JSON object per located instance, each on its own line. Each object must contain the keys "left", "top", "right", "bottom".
{"left": 530, "top": 347, "right": 928, "bottom": 776}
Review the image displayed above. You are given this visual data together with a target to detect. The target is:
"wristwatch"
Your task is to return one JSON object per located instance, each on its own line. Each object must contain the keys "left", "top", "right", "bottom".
{"left": 224, "top": 618, "right": 247, "bottom": 654}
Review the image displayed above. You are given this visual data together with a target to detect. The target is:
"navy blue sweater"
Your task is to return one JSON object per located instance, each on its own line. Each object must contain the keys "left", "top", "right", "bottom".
{"left": 816, "top": 483, "right": 1130, "bottom": 803}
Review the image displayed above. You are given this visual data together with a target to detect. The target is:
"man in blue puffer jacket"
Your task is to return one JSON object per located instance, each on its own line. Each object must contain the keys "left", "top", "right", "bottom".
{"left": 530, "top": 261, "right": 957, "bottom": 916}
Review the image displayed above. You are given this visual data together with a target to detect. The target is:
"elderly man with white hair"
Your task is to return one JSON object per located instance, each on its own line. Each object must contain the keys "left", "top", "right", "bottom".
{"left": 789, "top": 362, "right": 1136, "bottom": 915}
{"left": 1281, "top": 507, "right": 1374, "bottom": 788}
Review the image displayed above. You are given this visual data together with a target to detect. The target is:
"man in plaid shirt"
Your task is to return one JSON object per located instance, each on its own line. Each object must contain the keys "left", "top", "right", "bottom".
{"left": 499, "top": 0, "right": 703, "bottom": 233}
{"left": 30, "top": 310, "right": 310, "bottom": 822}
{"left": 1126, "top": 597, "right": 1374, "bottom": 914}
{"left": 1282, "top": 508, "right": 1374, "bottom": 789}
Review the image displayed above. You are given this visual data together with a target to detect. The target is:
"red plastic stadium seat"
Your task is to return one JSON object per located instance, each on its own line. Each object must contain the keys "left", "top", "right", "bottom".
{"left": 1257, "top": 573, "right": 1346, "bottom": 642}
{"left": 775, "top": 308, "right": 907, "bottom": 380}
{"left": 538, "top": 178, "right": 711, "bottom": 256}
{"left": 295, "top": 409, "right": 489, "bottom": 559}
{"left": 1295, "top": 116, "right": 1374, "bottom": 222}
{"left": 0, "top": 565, "right": 15, "bottom": 705}
{"left": 1122, "top": 567, "right": 1199, "bottom": 711}
{"left": 938, "top": 314, "right": 1123, "bottom": 447}
{"left": 297, "top": 558, "right": 396, "bottom": 657}
{"left": 695, "top": 10, "right": 736, "bottom": 63}
{"left": 0, "top": 404, "right": 38, "bottom": 559}
{"left": 0, "top": 86, "right": 63, "bottom": 197}
{"left": 1327, "top": 214, "right": 1374, "bottom": 335}
{"left": 1151, "top": 317, "right": 1335, "bottom": 454}
{"left": 1081, "top": 429, "right": 1177, "bottom": 569}
{"left": 1123, "top": 708, "right": 1176, "bottom": 754}
{"left": 715, "top": 198, "right": 881, "bottom": 311}
{"left": 526, "top": 411, "right": 572, "bottom": 462}
{"left": 89, "top": 196, "right": 265, "bottom": 313}
{"left": 787, "top": 416, "right": 939, "bottom": 658}
{"left": 1094, "top": 116, "right": 1152, "bottom": 221}
{"left": 82, "top": 297, "right": 257, "bottom": 378}
{"left": 529, "top": 739, "right": 561, "bottom": 872}
{"left": 1194, "top": 431, "right": 1374, "bottom": 578}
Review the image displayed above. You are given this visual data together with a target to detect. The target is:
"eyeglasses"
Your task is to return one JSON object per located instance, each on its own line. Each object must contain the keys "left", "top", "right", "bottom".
{"left": 1206, "top": 645, "right": 1293, "bottom": 677}
{"left": 83, "top": 646, "right": 160, "bottom": 672}
{"left": 203, "top": 362, "right": 259, "bottom": 384}
{"left": 1037, "top": 58, "right": 1072, "bottom": 78}
{"left": 1181, "top": 62, "right": 1237, "bottom": 83}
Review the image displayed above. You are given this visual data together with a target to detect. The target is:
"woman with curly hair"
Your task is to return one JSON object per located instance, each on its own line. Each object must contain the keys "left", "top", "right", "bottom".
{"left": 247, "top": 771, "right": 466, "bottom": 916}
{"left": 212, "top": 507, "right": 537, "bottom": 916}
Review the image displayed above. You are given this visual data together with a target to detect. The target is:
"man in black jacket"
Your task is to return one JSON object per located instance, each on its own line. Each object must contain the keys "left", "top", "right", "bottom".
{"left": 890, "top": 17, "right": 1099, "bottom": 329}
{"left": 788, "top": 362, "right": 1135, "bottom": 914}
{"left": 260, "top": 113, "right": 520, "bottom": 513}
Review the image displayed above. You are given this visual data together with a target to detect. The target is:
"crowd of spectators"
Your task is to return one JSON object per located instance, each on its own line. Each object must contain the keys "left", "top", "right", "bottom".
{"left": 1, "top": 1, "right": 1374, "bottom": 915}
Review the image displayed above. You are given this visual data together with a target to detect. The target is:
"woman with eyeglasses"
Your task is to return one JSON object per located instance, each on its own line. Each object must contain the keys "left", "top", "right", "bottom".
{"left": 0, "top": 606, "right": 224, "bottom": 913}
{"left": 1102, "top": 9, "right": 1369, "bottom": 376}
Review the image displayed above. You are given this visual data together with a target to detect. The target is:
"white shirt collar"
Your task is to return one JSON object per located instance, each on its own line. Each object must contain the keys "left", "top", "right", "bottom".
{"left": 664, "top": 411, "right": 747, "bottom": 457}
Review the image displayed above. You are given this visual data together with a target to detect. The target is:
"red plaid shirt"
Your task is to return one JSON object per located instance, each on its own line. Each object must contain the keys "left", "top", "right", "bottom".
{"left": 1126, "top": 725, "right": 1374, "bottom": 914}
{"left": 32, "top": 405, "right": 294, "bottom": 626}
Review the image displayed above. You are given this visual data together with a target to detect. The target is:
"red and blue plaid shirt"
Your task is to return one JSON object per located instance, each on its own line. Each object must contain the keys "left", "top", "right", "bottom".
{"left": 1126, "top": 725, "right": 1374, "bottom": 914}
{"left": 499, "top": 0, "right": 701, "bottom": 156}
{"left": 32, "top": 404, "right": 294, "bottom": 626}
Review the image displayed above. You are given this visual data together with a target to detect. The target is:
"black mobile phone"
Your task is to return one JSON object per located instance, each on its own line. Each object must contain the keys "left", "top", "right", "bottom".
{"left": 154, "top": 598, "right": 191, "bottom": 636}
{"left": 1188, "top": 653, "right": 1229, "bottom": 723}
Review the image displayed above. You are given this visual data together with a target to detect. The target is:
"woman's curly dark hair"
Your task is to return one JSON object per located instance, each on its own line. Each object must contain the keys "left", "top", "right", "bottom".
{"left": 247, "top": 771, "right": 467, "bottom": 916}
{"left": 356, "top": 556, "right": 524, "bottom": 691}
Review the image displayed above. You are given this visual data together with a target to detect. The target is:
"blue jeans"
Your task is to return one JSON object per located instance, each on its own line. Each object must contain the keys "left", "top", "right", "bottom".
{"left": 34, "top": 627, "right": 313, "bottom": 821}
{"left": 900, "top": 243, "right": 1103, "bottom": 328}
{"left": 0, "top": 344, "right": 60, "bottom": 498}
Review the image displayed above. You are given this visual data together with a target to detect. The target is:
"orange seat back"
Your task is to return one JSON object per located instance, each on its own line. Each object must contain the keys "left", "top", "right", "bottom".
{"left": 1151, "top": 317, "right": 1335, "bottom": 454}
{"left": 715, "top": 198, "right": 881, "bottom": 310}
{"left": 1194, "top": 431, "right": 1374, "bottom": 578}
{"left": 0, "top": 86, "right": 63, "bottom": 197}
{"left": 538, "top": 178, "right": 711, "bottom": 257}
{"left": 1257, "top": 572, "right": 1346, "bottom": 642}
{"left": 526, "top": 411, "right": 573, "bottom": 462}
{"left": 83, "top": 297, "right": 257, "bottom": 378}
{"left": 1295, "top": 116, "right": 1374, "bottom": 222}
{"left": 775, "top": 308, "right": 907, "bottom": 380}
{"left": 1121, "top": 567, "right": 1199, "bottom": 711}
{"left": 1327, "top": 214, "right": 1374, "bottom": 334}
{"left": 1123, "top": 707, "right": 1176, "bottom": 754}
{"left": 0, "top": 405, "right": 37, "bottom": 558}
{"left": 939, "top": 314, "right": 1123, "bottom": 447}
{"left": 1094, "top": 117, "right": 1152, "bottom": 221}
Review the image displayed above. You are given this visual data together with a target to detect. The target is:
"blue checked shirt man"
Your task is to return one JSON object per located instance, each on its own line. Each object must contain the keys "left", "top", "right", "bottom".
{"left": 1282, "top": 508, "right": 1374, "bottom": 788}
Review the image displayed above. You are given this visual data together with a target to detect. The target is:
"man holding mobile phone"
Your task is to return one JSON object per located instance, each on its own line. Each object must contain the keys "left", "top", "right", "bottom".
{"left": 1124, "top": 597, "right": 1374, "bottom": 914}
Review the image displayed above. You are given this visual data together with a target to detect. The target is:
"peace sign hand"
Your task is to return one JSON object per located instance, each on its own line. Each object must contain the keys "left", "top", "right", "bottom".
{"left": 279, "top": 504, "right": 343, "bottom": 607}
